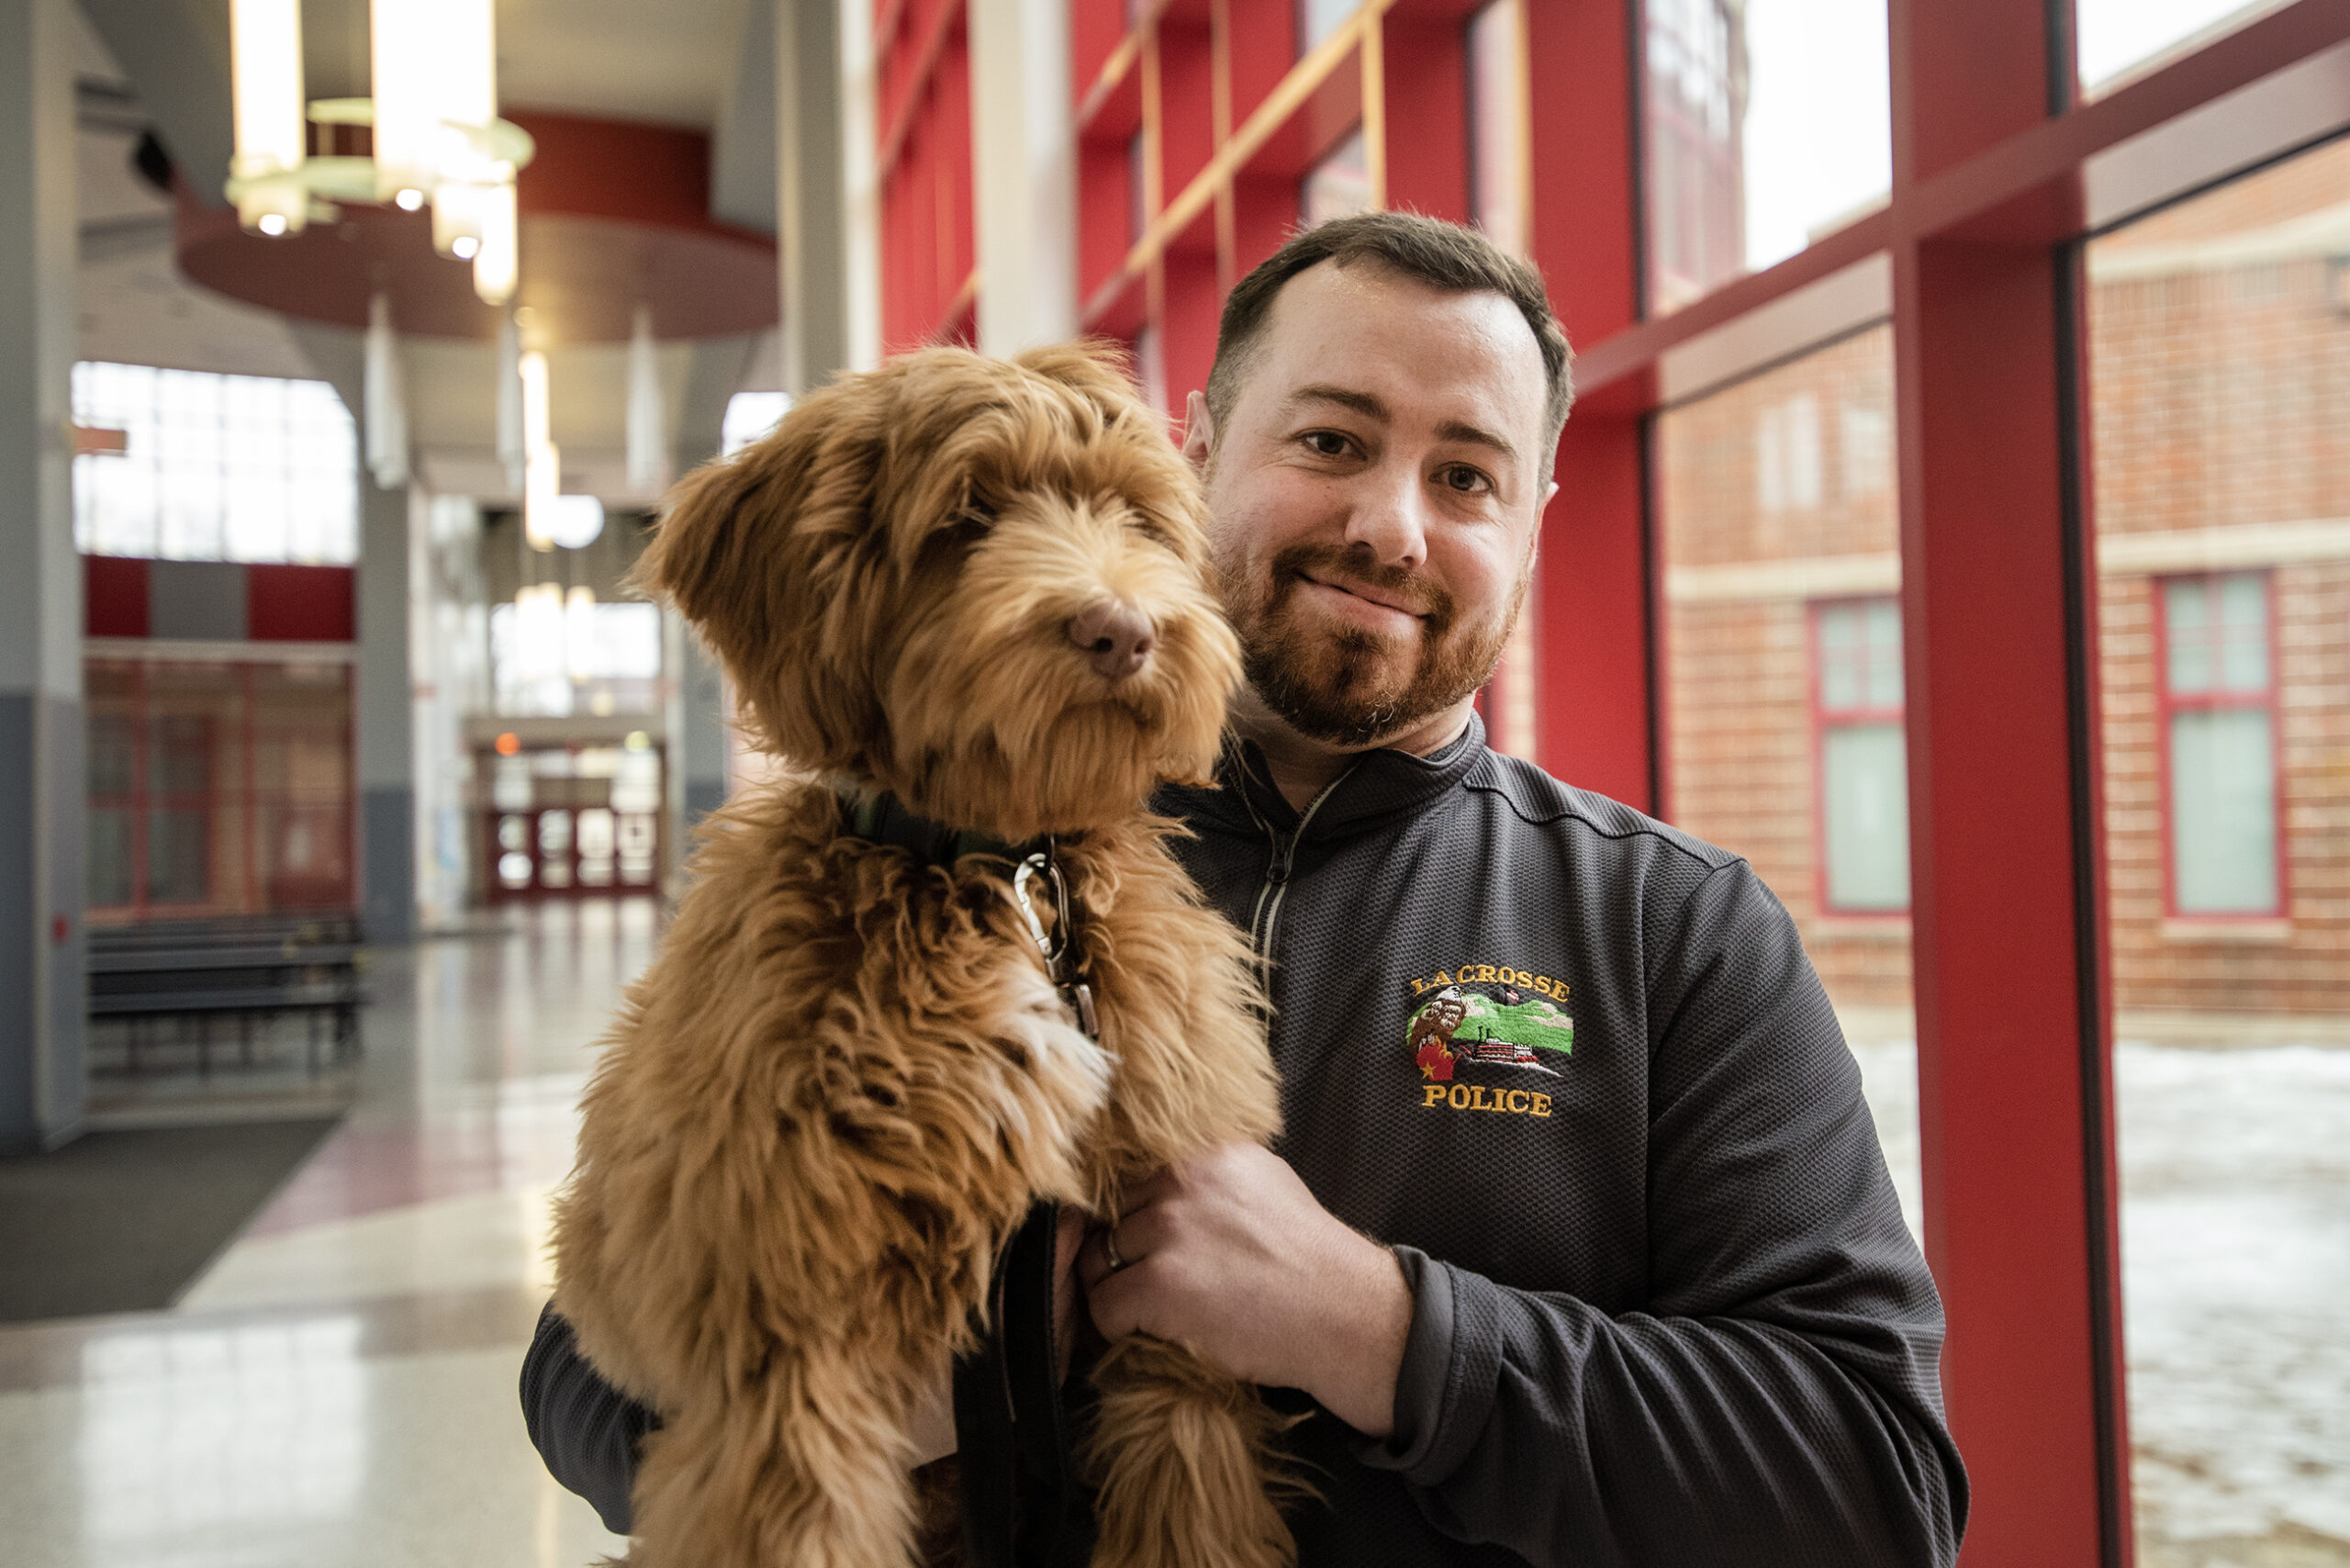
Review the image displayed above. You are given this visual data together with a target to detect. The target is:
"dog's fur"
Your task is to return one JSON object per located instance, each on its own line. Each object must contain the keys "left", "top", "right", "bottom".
{"left": 552, "top": 343, "right": 1290, "bottom": 1568}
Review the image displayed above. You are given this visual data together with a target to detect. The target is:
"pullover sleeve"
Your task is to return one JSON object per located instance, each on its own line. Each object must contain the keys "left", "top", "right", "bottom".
{"left": 520, "top": 1301, "right": 659, "bottom": 1536}
{"left": 1357, "top": 859, "right": 1968, "bottom": 1567}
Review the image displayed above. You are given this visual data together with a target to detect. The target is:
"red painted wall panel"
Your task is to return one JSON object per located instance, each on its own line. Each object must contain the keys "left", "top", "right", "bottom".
{"left": 84, "top": 554, "right": 151, "bottom": 639}
{"left": 1381, "top": 16, "right": 1470, "bottom": 223}
{"left": 1524, "top": 0, "right": 1650, "bottom": 811}
{"left": 1537, "top": 415, "right": 1650, "bottom": 808}
{"left": 246, "top": 564, "right": 356, "bottom": 643}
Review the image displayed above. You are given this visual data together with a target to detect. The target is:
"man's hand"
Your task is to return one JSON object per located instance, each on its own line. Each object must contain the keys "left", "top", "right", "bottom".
{"left": 1076, "top": 1144, "right": 1415, "bottom": 1439}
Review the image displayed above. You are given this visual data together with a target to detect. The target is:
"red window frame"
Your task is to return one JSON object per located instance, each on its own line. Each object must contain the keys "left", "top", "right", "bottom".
{"left": 1033, "top": 1, "right": 2350, "bottom": 1559}
{"left": 1809, "top": 596, "right": 1910, "bottom": 918}
{"left": 2153, "top": 569, "right": 2288, "bottom": 921}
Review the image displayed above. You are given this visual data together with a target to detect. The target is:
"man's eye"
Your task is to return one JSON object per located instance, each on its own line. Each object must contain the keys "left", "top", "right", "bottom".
{"left": 1438, "top": 465, "right": 1494, "bottom": 495}
{"left": 1302, "top": 431, "right": 1352, "bottom": 458}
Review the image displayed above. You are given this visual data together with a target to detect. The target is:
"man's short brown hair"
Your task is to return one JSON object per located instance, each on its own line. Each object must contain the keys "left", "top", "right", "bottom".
{"left": 1203, "top": 211, "right": 1574, "bottom": 458}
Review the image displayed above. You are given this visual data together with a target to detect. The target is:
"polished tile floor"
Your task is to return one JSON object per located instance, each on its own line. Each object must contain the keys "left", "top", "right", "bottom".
{"left": 3, "top": 902, "right": 2340, "bottom": 1566}
{"left": 0, "top": 900, "right": 656, "bottom": 1568}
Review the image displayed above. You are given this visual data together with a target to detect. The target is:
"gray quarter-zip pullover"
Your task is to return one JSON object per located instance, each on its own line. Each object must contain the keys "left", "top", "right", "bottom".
{"left": 522, "top": 715, "right": 1967, "bottom": 1565}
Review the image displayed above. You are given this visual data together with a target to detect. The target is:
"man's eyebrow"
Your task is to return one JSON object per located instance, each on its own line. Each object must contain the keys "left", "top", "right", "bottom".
{"left": 1283, "top": 384, "right": 1389, "bottom": 421}
{"left": 1434, "top": 418, "right": 1520, "bottom": 466}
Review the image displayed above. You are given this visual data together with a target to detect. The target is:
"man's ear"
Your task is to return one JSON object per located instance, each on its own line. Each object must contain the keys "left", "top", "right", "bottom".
{"left": 1181, "top": 390, "right": 1215, "bottom": 471}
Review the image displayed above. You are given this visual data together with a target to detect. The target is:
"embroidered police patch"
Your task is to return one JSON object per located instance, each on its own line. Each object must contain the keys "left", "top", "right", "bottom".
{"left": 1404, "top": 969, "right": 1572, "bottom": 1114}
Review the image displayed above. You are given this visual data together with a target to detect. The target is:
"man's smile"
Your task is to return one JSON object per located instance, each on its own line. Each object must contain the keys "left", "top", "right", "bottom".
{"left": 1293, "top": 567, "right": 1427, "bottom": 635}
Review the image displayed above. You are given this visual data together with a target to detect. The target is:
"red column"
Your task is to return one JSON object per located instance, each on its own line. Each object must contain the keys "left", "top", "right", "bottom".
{"left": 1525, "top": 0, "right": 1651, "bottom": 812}
{"left": 1890, "top": 3, "right": 2129, "bottom": 1563}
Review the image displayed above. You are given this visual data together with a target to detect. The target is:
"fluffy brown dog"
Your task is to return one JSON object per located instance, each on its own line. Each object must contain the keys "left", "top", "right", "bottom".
{"left": 553, "top": 343, "right": 1290, "bottom": 1568}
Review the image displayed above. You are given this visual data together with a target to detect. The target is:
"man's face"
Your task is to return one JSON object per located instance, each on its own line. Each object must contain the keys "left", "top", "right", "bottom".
{"left": 1185, "top": 261, "right": 1556, "bottom": 750}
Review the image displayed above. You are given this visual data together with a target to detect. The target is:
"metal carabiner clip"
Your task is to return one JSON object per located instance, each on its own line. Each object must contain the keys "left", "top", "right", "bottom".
{"left": 1011, "top": 851, "right": 1071, "bottom": 978}
{"left": 1011, "top": 848, "right": 1099, "bottom": 1039}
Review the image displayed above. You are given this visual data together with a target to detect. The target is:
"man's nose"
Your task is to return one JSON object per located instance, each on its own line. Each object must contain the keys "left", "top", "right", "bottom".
{"left": 1068, "top": 599, "right": 1157, "bottom": 682}
{"left": 1344, "top": 466, "right": 1431, "bottom": 569}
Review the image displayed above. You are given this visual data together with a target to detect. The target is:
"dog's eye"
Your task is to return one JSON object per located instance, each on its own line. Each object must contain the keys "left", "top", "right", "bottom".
{"left": 1129, "top": 514, "right": 1181, "bottom": 550}
{"left": 932, "top": 514, "right": 989, "bottom": 552}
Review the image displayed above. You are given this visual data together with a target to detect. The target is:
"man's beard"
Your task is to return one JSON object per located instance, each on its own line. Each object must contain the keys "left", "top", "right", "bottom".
{"left": 1224, "top": 542, "right": 1525, "bottom": 748}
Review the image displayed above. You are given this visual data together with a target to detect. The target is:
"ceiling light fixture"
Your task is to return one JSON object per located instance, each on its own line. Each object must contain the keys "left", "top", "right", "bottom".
{"left": 228, "top": 0, "right": 308, "bottom": 236}
{"left": 224, "top": 0, "right": 533, "bottom": 308}
{"left": 520, "top": 349, "right": 559, "bottom": 551}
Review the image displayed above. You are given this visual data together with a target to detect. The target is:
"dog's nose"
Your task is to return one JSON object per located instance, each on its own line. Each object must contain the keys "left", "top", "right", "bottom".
{"left": 1069, "top": 599, "right": 1157, "bottom": 682}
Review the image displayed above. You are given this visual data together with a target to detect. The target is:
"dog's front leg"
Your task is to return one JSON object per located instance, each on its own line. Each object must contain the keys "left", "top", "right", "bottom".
{"left": 1082, "top": 1336, "right": 1295, "bottom": 1568}
{"left": 628, "top": 1338, "right": 945, "bottom": 1568}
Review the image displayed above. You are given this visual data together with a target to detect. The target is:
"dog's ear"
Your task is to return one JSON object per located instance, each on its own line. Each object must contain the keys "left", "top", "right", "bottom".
{"left": 1013, "top": 340, "right": 1145, "bottom": 421}
{"left": 633, "top": 446, "right": 771, "bottom": 635}
{"left": 634, "top": 376, "right": 892, "bottom": 771}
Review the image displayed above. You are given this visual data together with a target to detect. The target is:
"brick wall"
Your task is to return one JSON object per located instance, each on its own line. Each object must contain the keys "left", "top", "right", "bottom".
{"left": 1654, "top": 140, "right": 2350, "bottom": 1022}
{"left": 1660, "top": 325, "right": 1916, "bottom": 1013}
{"left": 2085, "top": 141, "right": 2350, "bottom": 1014}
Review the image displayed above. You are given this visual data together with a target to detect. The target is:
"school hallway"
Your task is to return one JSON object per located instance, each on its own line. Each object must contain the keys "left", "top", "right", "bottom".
{"left": 0, "top": 902, "right": 654, "bottom": 1568}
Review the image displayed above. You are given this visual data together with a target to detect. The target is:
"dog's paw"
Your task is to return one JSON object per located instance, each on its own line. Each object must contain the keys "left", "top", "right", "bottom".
{"left": 1005, "top": 963, "right": 1115, "bottom": 1119}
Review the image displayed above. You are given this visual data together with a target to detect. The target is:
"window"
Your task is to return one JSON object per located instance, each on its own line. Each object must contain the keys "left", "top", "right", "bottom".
{"left": 1298, "top": 0, "right": 1359, "bottom": 55}
{"left": 2088, "top": 145, "right": 2350, "bottom": 1562}
{"left": 488, "top": 589, "right": 664, "bottom": 718}
{"left": 1657, "top": 327, "right": 1915, "bottom": 1229}
{"left": 720, "top": 392, "right": 789, "bottom": 457}
{"left": 1642, "top": 0, "right": 1891, "bottom": 313}
{"left": 1814, "top": 599, "right": 1909, "bottom": 913}
{"left": 2159, "top": 571, "right": 2280, "bottom": 916}
{"left": 1839, "top": 402, "right": 1891, "bottom": 500}
{"left": 2076, "top": 0, "right": 2298, "bottom": 97}
{"left": 71, "top": 362, "right": 359, "bottom": 566}
{"left": 1300, "top": 129, "right": 1371, "bottom": 229}
{"left": 85, "top": 658, "right": 356, "bottom": 922}
{"left": 1756, "top": 395, "right": 1824, "bottom": 514}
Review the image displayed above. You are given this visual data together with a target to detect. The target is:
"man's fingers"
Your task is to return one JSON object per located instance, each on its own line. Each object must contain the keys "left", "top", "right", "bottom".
{"left": 1074, "top": 1201, "right": 1178, "bottom": 1290}
{"left": 1081, "top": 1251, "right": 1151, "bottom": 1341}
{"left": 1076, "top": 1227, "right": 1115, "bottom": 1290}
{"left": 1053, "top": 1206, "right": 1088, "bottom": 1280}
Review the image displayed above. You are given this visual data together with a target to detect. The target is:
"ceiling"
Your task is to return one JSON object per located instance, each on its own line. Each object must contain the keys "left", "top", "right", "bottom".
{"left": 66, "top": 0, "right": 780, "bottom": 503}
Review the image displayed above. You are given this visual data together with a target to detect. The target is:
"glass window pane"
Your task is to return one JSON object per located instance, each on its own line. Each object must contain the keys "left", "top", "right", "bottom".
{"left": 2216, "top": 573, "right": 2270, "bottom": 692}
{"left": 2164, "top": 577, "right": 2213, "bottom": 694}
{"left": 2169, "top": 708, "right": 2278, "bottom": 914}
{"left": 1659, "top": 323, "right": 1919, "bottom": 1231}
{"left": 2088, "top": 142, "right": 2349, "bottom": 1563}
{"left": 2076, "top": 0, "right": 2295, "bottom": 98}
{"left": 721, "top": 392, "right": 789, "bottom": 457}
{"left": 1300, "top": 129, "right": 1371, "bottom": 230}
{"left": 1643, "top": 0, "right": 1889, "bottom": 314}
{"left": 145, "top": 808, "right": 210, "bottom": 905}
{"left": 69, "top": 361, "right": 358, "bottom": 566}
{"left": 1863, "top": 600, "right": 1903, "bottom": 708}
{"left": 1299, "top": 0, "right": 1358, "bottom": 54}
{"left": 1823, "top": 722, "right": 1910, "bottom": 911}
{"left": 87, "top": 809, "right": 134, "bottom": 909}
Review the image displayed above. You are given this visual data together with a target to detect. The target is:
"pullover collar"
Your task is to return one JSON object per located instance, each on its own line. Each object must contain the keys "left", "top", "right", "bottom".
{"left": 1164, "top": 711, "right": 1490, "bottom": 846}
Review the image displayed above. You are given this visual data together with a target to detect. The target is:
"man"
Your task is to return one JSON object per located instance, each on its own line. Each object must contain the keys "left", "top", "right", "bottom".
{"left": 523, "top": 213, "right": 1968, "bottom": 1565}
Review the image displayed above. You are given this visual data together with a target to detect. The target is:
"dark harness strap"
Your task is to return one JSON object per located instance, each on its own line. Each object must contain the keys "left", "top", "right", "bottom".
{"left": 837, "top": 790, "right": 1097, "bottom": 1568}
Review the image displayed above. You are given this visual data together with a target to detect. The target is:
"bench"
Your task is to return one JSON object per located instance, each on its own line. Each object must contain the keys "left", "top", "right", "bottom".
{"left": 87, "top": 914, "right": 367, "bottom": 1080}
